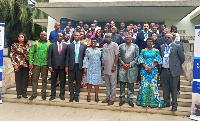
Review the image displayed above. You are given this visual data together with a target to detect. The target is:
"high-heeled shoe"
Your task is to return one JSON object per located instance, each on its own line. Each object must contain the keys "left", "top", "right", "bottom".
{"left": 87, "top": 95, "right": 91, "bottom": 102}
{"left": 95, "top": 95, "right": 99, "bottom": 103}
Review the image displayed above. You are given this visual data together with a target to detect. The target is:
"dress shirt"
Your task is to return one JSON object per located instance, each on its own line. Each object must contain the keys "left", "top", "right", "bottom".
{"left": 143, "top": 31, "right": 149, "bottom": 41}
{"left": 74, "top": 40, "right": 80, "bottom": 63}
{"left": 57, "top": 41, "right": 63, "bottom": 52}
{"left": 162, "top": 43, "right": 172, "bottom": 68}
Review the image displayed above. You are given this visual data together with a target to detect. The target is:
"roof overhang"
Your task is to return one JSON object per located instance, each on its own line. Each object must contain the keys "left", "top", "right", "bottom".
{"left": 33, "top": 19, "right": 48, "bottom": 27}
{"left": 35, "top": 1, "right": 200, "bottom": 22}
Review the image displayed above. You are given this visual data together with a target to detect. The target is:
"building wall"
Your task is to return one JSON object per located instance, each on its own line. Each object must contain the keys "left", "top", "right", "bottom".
{"left": 165, "top": 7, "right": 200, "bottom": 43}
{"left": 47, "top": 16, "right": 57, "bottom": 40}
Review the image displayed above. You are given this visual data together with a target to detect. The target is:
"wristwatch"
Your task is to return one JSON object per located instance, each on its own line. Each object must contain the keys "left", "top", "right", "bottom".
{"left": 113, "top": 64, "right": 116, "bottom": 67}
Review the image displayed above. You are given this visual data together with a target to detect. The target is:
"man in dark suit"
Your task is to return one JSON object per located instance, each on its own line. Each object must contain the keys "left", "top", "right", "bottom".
{"left": 65, "top": 32, "right": 87, "bottom": 102}
{"left": 160, "top": 33, "right": 185, "bottom": 111}
{"left": 48, "top": 33, "right": 68, "bottom": 101}
{"left": 135, "top": 23, "right": 152, "bottom": 52}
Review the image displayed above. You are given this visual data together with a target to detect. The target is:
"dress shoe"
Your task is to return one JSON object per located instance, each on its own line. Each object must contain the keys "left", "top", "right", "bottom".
{"left": 49, "top": 96, "right": 55, "bottom": 101}
{"left": 163, "top": 103, "right": 170, "bottom": 108}
{"left": 17, "top": 95, "right": 21, "bottom": 99}
{"left": 102, "top": 98, "right": 110, "bottom": 103}
{"left": 74, "top": 97, "right": 79, "bottom": 102}
{"left": 69, "top": 97, "right": 74, "bottom": 102}
{"left": 119, "top": 101, "right": 125, "bottom": 106}
{"left": 128, "top": 101, "right": 134, "bottom": 107}
{"left": 60, "top": 95, "right": 65, "bottom": 100}
{"left": 171, "top": 106, "right": 177, "bottom": 111}
{"left": 87, "top": 95, "right": 91, "bottom": 102}
{"left": 108, "top": 100, "right": 114, "bottom": 105}
{"left": 56, "top": 83, "right": 60, "bottom": 87}
{"left": 42, "top": 94, "right": 46, "bottom": 100}
{"left": 95, "top": 95, "right": 99, "bottom": 103}
{"left": 22, "top": 94, "right": 28, "bottom": 99}
{"left": 29, "top": 94, "right": 37, "bottom": 100}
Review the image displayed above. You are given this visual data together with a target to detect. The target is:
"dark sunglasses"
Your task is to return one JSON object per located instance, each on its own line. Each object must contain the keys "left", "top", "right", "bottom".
{"left": 165, "top": 37, "right": 171, "bottom": 39}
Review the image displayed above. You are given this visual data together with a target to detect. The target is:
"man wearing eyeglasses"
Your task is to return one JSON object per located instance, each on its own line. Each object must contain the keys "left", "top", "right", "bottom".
{"left": 160, "top": 33, "right": 185, "bottom": 111}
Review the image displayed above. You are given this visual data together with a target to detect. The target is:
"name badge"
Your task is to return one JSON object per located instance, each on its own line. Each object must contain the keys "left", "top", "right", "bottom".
{"left": 163, "top": 53, "right": 169, "bottom": 65}
{"left": 164, "top": 53, "right": 169, "bottom": 57}
{"left": 163, "top": 57, "right": 169, "bottom": 65}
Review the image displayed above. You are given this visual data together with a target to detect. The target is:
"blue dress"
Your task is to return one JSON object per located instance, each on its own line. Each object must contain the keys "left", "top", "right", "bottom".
{"left": 82, "top": 47, "right": 103, "bottom": 85}
{"left": 136, "top": 49, "right": 163, "bottom": 108}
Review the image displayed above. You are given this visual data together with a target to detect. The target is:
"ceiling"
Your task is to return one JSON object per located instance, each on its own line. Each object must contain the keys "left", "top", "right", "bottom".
{"left": 38, "top": 6, "right": 197, "bottom": 22}
{"left": 35, "top": 1, "right": 200, "bottom": 22}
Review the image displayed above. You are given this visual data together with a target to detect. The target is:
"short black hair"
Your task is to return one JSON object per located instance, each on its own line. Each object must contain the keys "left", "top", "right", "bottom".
{"left": 16, "top": 33, "right": 28, "bottom": 44}
{"left": 146, "top": 37, "right": 154, "bottom": 44}
{"left": 91, "top": 38, "right": 97, "bottom": 41}
{"left": 143, "top": 22, "right": 149, "bottom": 26}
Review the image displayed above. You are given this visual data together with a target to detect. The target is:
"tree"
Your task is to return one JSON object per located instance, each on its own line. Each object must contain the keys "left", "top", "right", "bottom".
{"left": 0, "top": 0, "right": 48, "bottom": 48}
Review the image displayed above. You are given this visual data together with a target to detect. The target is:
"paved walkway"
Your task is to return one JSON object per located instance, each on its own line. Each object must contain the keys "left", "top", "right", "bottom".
{"left": 0, "top": 102, "right": 191, "bottom": 121}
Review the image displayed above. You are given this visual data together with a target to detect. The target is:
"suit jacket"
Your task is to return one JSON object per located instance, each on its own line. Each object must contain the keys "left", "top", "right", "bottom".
{"left": 135, "top": 31, "right": 152, "bottom": 52}
{"left": 66, "top": 41, "right": 87, "bottom": 70}
{"left": 158, "top": 37, "right": 166, "bottom": 45}
{"left": 48, "top": 42, "right": 68, "bottom": 69}
{"left": 160, "top": 43, "right": 185, "bottom": 77}
{"left": 174, "top": 41, "right": 184, "bottom": 51}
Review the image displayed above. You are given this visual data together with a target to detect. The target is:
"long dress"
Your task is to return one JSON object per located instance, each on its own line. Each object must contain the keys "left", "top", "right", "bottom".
{"left": 83, "top": 47, "right": 103, "bottom": 85}
{"left": 136, "top": 48, "right": 163, "bottom": 108}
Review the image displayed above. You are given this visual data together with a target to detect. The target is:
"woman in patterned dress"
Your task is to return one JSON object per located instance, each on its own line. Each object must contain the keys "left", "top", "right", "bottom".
{"left": 10, "top": 33, "right": 30, "bottom": 99}
{"left": 136, "top": 37, "right": 162, "bottom": 108}
{"left": 83, "top": 38, "right": 103, "bottom": 103}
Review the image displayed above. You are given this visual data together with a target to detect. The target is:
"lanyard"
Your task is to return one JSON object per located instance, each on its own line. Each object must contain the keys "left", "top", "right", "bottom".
{"left": 165, "top": 44, "right": 172, "bottom": 54}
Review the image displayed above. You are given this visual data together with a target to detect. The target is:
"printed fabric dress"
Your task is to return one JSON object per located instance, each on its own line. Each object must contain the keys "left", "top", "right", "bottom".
{"left": 83, "top": 47, "right": 103, "bottom": 85}
{"left": 136, "top": 48, "right": 163, "bottom": 108}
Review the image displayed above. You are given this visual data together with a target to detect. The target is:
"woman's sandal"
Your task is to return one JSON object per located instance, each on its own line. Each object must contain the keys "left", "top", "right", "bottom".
{"left": 87, "top": 95, "right": 91, "bottom": 102}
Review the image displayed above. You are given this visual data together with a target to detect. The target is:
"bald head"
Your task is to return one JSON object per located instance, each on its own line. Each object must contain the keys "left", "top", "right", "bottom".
{"left": 40, "top": 31, "right": 47, "bottom": 41}
{"left": 55, "top": 22, "right": 61, "bottom": 31}
{"left": 105, "top": 34, "right": 112, "bottom": 44}
{"left": 165, "top": 33, "right": 173, "bottom": 45}
{"left": 57, "top": 33, "right": 63, "bottom": 42}
{"left": 111, "top": 26, "right": 117, "bottom": 34}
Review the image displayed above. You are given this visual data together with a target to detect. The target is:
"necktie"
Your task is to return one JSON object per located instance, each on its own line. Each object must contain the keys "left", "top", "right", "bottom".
{"left": 59, "top": 42, "right": 61, "bottom": 54}
{"left": 75, "top": 42, "right": 79, "bottom": 62}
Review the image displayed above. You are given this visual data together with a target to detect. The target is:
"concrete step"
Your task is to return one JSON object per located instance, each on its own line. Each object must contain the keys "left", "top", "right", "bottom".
{"left": 34, "top": 83, "right": 192, "bottom": 99}
{"left": 39, "top": 78, "right": 192, "bottom": 86}
{"left": 6, "top": 88, "right": 192, "bottom": 107}
{"left": 38, "top": 79, "right": 192, "bottom": 92}
{"left": 46, "top": 74, "right": 186, "bottom": 79}
{"left": 37, "top": 80, "right": 193, "bottom": 92}
{"left": 2, "top": 93, "right": 191, "bottom": 117}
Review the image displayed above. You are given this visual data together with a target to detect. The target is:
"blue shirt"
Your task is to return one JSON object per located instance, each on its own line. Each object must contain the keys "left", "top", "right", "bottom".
{"left": 49, "top": 30, "right": 65, "bottom": 43}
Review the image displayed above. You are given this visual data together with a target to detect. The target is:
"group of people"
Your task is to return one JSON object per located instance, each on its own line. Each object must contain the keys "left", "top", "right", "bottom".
{"left": 10, "top": 20, "right": 185, "bottom": 112}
